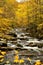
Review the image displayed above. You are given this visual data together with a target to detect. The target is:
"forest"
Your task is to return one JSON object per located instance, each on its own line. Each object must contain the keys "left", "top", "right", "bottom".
{"left": 0, "top": 0, "right": 43, "bottom": 39}
{"left": 0, "top": 0, "right": 43, "bottom": 65}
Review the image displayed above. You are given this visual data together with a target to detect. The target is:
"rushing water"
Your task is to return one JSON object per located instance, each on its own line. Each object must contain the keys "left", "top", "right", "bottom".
{"left": 0, "top": 28, "right": 43, "bottom": 65}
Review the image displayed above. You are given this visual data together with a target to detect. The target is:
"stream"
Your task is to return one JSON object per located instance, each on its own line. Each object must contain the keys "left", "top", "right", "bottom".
{"left": 0, "top": 28, "right": 43, "bottom": 65}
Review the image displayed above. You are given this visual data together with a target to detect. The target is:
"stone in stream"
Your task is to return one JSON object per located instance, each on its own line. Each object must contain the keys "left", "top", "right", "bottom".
{"left": 24, "top": 60, "right": 31, "bottom": 65}
{"left": 7, "top": 42, "right": 17, "bottom": 48}
{"left": 8, "top": 32, "right": 17, "bottom": 37}
{"left": 0, "top": 43, "right": 7, "bottom": 47}
{"left": 0, "top": 28, "right": 43, "bottom": 64}
{"left": 4, "top": 51, "right": 14, "bottom": 64}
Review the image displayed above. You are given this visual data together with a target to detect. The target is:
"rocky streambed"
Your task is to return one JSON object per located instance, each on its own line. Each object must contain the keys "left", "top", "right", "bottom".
{"left": 0, "top": 28, "right": 43, "bottom": 65}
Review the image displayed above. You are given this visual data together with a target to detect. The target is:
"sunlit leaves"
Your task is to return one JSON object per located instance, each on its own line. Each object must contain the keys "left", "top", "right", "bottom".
{"left": 35, "top": 60, "right": 42, "bottom": 65}
{"left": 0, "top": 0, "right": 43, "bottom": 38}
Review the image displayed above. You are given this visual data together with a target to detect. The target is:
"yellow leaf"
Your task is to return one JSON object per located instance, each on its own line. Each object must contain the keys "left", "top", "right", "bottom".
{"left": 0, "top": 55, "right": 4, "bottom": 58}
{"left": 14, "top": 60, "right": 19, "bottom": 63}
{"left": 19, "top": 59, "right": 24, "bottom": 63}
{"left": 1, "top": 51, "right": 6, "bottom": 55}
{"left": 27, "top": 57, "right": 31, "bottom": 61}
{"left": 15, "top": 55, "right": 19, "bottom": 60}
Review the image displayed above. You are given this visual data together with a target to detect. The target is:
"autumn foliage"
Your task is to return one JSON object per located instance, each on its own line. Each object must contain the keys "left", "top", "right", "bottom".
{"left": 0, "top": 0, "right": 43, "bottom": 39}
